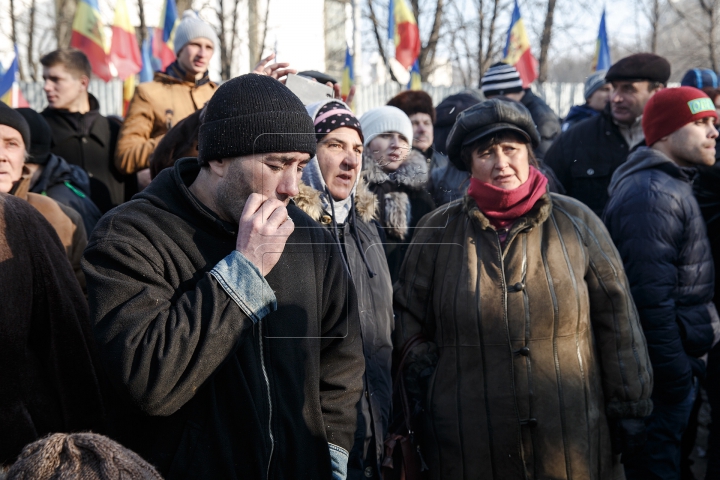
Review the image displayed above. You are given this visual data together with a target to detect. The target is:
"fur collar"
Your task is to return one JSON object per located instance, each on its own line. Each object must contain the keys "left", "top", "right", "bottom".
{"left": 464, "top": 191, "right": 553, "bottom": 231}
{"left": 294, "top": 177, "right": 377, "bottom": 224}
{"left": 363, "top": 148, "right": 429, "bottom": 190}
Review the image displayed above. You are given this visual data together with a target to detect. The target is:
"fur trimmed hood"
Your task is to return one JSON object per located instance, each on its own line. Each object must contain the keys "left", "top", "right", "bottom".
{"left": 463, "top": 191, "right": 553, "bottom": 232}
{"left": 363, "top": 148, "right": 429, "bottom": 190}
{"left": 294, "top": 177, "right": 377, "bottom": 224}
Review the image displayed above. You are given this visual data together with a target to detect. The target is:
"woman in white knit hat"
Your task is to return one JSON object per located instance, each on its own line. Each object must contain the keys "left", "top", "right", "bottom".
{"left": 360, "top": 105, "right": 436, "bottom": 282}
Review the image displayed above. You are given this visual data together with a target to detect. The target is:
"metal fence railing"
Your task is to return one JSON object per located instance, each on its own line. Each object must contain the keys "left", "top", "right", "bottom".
{"left": 21, "top": 79, "right": 586, "bottom": 119}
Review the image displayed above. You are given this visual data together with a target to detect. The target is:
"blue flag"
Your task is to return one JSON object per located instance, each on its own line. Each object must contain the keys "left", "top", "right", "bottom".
{"left": 592, "top": 10, "right": 611, "bottom": 71}
{"left": 387, "top": 0, "right": 395, "bottom": 40}
{"left": 406, "top": 60, "right": 421, "bottom": 90}
{"left": 140, "top": 29, "right": 155, "bottom": 83}
{"left": 0, "top": 45, "right": 20, "bottom": 100}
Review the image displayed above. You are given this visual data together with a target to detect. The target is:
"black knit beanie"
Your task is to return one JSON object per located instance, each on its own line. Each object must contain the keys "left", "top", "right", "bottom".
{"left": 16, "top": 108, "right": 52, "bottom": 165}
{"left": 198, "top": 74, "right": 316, "bottom": 164}
{"left": 0, "top": 102, "right": 31, "bottom": 152}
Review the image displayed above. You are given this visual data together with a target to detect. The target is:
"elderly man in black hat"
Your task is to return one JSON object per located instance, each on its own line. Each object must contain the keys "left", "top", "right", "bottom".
{"left": 544, "top": 53, "right": 670, "bottom": 216}
{"left": 82, "top": 74, "right": 365, "bottom": 480}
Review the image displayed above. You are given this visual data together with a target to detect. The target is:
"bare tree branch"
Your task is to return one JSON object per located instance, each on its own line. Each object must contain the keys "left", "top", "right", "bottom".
{"left": 366, "top": 0, "right": 399, "bottom": 82}
{"left": 537, "top": 0, "right": 557, "bottom": 82}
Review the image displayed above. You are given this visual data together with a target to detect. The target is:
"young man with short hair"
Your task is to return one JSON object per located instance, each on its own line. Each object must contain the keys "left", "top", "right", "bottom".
{"left": 544, "top": 53, "right": 670, "bottom": 216}
{"left": 604, "top": 87, "right": 720, "bottom": 480}
{"left": 83, "top": 74, "right": 364, "bottom": 480}
{"left": 40, "top": 48, "right": 125, "bottom": 211}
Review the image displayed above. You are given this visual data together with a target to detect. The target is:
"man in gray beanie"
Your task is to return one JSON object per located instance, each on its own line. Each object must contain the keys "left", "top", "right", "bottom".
{"left": 115, "top": 10, "right": 218, "bottom": 177}
{"left": 84, "top": 74, "right": 364, "bottom": 480}
{"left": 561, "top": 70, "right": 612, "bottom": 132}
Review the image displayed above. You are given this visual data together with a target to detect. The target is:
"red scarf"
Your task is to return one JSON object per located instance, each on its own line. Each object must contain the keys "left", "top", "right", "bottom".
{"left": 467, "top": 166, "right": 548, "bottom": 230}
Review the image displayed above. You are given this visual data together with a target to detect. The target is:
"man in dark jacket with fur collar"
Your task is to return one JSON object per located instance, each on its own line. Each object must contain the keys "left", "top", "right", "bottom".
{"left": 604, "top": 87, "right": 720, "bottom": 480}
{"left": 83, "top": 75, "right": 364, "bottom": 480}
{"left": 297, "top": 99, "right": 393, "bottom": 480}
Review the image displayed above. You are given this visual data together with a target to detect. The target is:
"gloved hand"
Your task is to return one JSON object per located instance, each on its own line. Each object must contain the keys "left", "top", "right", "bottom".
{"left": 610, "top": 418, "right": 647, "bottom": 460}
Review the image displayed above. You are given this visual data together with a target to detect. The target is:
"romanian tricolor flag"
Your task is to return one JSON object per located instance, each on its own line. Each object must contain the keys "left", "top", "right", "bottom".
{"left": 591, "top": 10, "right": 611, "bottom": 72}
{"left": 0, "top": 46, "right": 29, "bottom": 107}
{"left": 341, "top": 45, "right": 354, "bottom": 105}
{"left": 110, "top": 0, "right": 142, "bottom": 80}
{"left": 153, "top": 0, "right": 179, "bottom": 71}
{"left": 407, "top": 60, "right": 421, "bottom": 90}
{"left": 71, "top": 0, "right": 112, "bottom": 81}
{"left": 503, "top": 0, "right": 538, "bottom": 87}
{"left": 388, "top": 0, "right": 421, "bottom": 70}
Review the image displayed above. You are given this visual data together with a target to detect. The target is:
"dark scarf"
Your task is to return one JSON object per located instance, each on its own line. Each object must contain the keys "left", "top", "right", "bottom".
{"left": 165, "top": 60, "right": 211, "bottom": 86}
{"left": 468, "top": 166, "right": 548, "bottom": 231}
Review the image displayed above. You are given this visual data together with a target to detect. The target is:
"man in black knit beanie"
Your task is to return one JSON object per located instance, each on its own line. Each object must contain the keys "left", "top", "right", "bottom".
{"left": 83, "top": 74, "right": 365, "bottom": 480}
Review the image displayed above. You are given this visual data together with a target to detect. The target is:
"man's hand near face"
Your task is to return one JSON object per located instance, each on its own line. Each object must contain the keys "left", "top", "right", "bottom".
{"left": 236, "top": 193, "right": 294, "bottom": 277}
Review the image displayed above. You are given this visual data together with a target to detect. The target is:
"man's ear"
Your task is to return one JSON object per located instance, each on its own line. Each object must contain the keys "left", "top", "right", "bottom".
{"left": 80, "top": 75, "right": 90, "bottom": 90}
{"left": 208, "top": 158, "right": 229, "bottom": 177}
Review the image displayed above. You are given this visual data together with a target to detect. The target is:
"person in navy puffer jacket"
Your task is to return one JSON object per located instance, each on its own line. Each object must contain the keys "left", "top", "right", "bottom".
{"left": 604, "top": 86, "right": 720, "bottom": 480}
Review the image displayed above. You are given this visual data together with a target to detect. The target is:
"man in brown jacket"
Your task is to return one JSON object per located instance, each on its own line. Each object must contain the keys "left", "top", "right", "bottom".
{"left": 115, "top": 11, "right": 218, "bottom": 176}
{"left": 0, "top": 103, "right": 86, "bottom": 288}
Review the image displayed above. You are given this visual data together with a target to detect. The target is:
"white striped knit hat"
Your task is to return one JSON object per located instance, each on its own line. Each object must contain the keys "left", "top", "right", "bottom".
{"left": 481, "top": 62, "right": 524, "bottom": 97}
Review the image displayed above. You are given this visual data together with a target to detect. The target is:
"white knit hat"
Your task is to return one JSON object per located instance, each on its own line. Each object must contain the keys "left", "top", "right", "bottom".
{"left": 359, "top": 106, "right": 414, "bottom": 148}
{"left": 173, "top": 10, "right": 218, "bottom": 55}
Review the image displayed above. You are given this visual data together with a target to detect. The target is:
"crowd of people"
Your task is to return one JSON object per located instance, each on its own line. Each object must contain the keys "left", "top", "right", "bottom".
{"left": 2, "top": 10, "right": 720, "bottom": 480}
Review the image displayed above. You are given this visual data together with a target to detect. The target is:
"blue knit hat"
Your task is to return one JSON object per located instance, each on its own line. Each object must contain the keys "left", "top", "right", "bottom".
{"left": 681, "top": 68, "right": 719, "bottom": 89}
{"left": 173, "top": 10, "right": 218, "bottom": 55}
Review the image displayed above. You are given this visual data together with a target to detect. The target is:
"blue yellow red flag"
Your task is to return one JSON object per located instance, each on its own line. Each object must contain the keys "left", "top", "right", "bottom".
{"left": 591, "top": 10, "right": 611, "bottom": 72}
{"left": 503, "top": 0, "right": 538, "bottom": 87}
{"left": 153, "top": 0, "right": 179, "bottom": 70}
{"left": 341, "top": 45, "right": 354, "bottom": 105}
{"left": 390, "top": 0, "right": 421, "bottom": 70}
{"left": 0, "top": 45, "right": 29, "bottom": 107}
{"left": 407, "top": 60, "right": 421, "bottom": 90}
{"left": 70, "top": 0, "right": 112, "bottom": 81}
{"left": 110, "top": 0, "right": 142, "bottom": 80}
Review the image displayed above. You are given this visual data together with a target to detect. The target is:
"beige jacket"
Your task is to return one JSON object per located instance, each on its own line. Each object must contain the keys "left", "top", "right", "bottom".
{"left": 115, "top": 72, "right": 216, "bottom": 175}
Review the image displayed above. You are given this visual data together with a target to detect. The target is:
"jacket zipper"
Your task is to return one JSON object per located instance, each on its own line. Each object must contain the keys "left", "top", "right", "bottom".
{"left": 258, "top": 320, "right": 274, "bottom": 479}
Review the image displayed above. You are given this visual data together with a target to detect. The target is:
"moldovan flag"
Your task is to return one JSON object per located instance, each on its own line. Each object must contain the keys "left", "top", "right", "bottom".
{"left": 503, "top": 0, "right": 538, "bottom": 87}
{"left": 341, "top": 45, "right": 354, "bottom": 105}
{"left": 591, "top": 10, "right": 611, "bottom": 72}
{"left": 71, "top": 0, "right": 112, "bottom": 81}
{"left": 388, "top": 0, "right": 421, "bottom": 70}
{"left": 407, "top": 60, "right": 421, "bottom": 90}
{"left": 110, "top": 0, "right": 142, "bottom": 80}
{"left": 0, "top": 46, "right": 29, "bottom": 107}
{"left": 153, "top": 0, "right": 179, "bottom": 71}
{"left": 122, "top": 76, "right": 134, "bottom": 116}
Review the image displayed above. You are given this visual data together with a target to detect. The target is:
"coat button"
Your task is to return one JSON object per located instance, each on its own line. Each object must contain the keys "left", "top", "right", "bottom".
{"left": 81, "top": 137, "right": 88, "bottom": 143}
{"left": 320, "top": 215, "right": 332, "bottom": 225}
{"left": 519, "top": 346, "right": 530, "bottom": 356}
{"left": 364, "top": 466, "right": 374, "bottom": 477}
{"left": 527, "top": 418, "right": 538, "bottom": 427}
{"left": 606, "top": 131, "right": 611, "bottom": 136}
{"left": 586, "top": 168, "right": 594, "bottom": 175}
{"left": 513, "top": 282, "right": 524, "bottom": 292}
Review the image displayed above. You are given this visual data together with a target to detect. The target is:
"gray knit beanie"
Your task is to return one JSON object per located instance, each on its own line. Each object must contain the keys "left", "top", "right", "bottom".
{"left": 584, "top": 70, "right": 608, "bottom": 100}
{"left": 173, "top": 10, "right": 218, "bottom": 54}
{"left": 5, "top": 433, "right": 163, "bottom": 480}
{"left": 198, "top": 74, "right": 316, "bottom": 164}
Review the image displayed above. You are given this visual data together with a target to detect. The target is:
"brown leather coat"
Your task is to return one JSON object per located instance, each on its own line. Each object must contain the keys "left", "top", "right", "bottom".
{"left": 115, "top": 72, "right": 216, "bottom": 175}
{"left": 394, "top": 192, "right": 653, "bottom": 480}
{"left": 13, "top": 167, "right": 87, "bottom": 289}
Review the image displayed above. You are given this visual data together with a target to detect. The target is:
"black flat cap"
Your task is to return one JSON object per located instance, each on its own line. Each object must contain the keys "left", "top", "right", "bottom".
{"left": 445, "top": 98, "right": 540, "bottom": 172}
{"left": 605, "top": 53, "right": 671, "bottom": 84}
